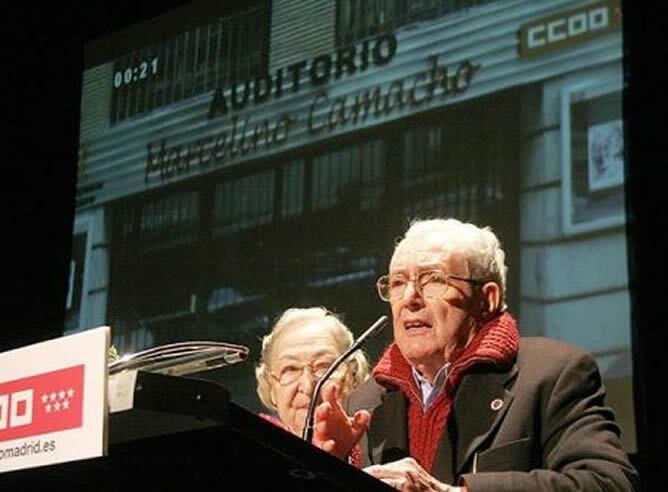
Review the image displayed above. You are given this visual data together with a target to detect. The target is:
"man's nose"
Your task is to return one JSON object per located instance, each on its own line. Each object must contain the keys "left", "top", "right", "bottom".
{"left": 403, "top": 279, "right": 425, "bottom": 306}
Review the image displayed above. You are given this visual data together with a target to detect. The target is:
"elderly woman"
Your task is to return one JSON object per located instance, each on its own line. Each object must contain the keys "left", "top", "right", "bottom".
{"left": 255, "top": 307, "right": 370, "bottom": 437}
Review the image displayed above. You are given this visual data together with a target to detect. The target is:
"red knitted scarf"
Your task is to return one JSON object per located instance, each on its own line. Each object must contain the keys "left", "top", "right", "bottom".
{"left": 372, "top": 312, "right": 519, "bottom": 472}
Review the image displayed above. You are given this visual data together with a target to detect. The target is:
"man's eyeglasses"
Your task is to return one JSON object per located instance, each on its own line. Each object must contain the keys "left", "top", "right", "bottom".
{"left": 376, "top": 270, "right": 485, "bottom": 302}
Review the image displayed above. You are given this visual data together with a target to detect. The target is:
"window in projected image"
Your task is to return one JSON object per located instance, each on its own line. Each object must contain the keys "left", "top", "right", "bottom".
{"left": 68, "top": 0, "right": 633, "bottom": 450}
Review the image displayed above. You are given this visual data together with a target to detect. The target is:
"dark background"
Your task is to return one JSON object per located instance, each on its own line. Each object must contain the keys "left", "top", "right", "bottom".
{"left": 2, "top": 2, "right": 665, "bottom": 488}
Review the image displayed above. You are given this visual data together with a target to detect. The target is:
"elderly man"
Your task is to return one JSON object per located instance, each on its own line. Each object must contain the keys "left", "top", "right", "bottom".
{"left": 313, "top": 218, "right": 638, "bottom": 491}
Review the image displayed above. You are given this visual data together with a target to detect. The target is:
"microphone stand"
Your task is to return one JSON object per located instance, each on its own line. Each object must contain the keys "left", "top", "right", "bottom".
{"left": 301, "top": 315, "right": 389, "bottom": 444}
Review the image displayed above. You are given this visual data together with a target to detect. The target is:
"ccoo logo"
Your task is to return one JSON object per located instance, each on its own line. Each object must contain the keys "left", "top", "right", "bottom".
{"left": 0, "top": 365, "right": 84, "bottom": 442}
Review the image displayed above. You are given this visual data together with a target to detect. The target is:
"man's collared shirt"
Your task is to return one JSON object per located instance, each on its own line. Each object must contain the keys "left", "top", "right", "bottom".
{"left": 412, "top": 363, "right": 451, "bottom": 409}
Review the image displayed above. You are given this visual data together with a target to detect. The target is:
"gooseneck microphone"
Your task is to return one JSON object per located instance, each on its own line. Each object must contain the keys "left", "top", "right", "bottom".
{"left": 302, "top": 315, "right": 389, "bottom": 443}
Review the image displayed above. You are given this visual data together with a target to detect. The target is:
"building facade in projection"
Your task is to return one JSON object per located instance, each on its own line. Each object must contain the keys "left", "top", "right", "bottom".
{"left": 69, "top": 0, "right": 631, "bottom": 449}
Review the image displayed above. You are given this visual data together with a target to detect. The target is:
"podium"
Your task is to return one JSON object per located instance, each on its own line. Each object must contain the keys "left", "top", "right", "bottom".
{"left": 0, "top": 372, "right": 392, "bottom": 491}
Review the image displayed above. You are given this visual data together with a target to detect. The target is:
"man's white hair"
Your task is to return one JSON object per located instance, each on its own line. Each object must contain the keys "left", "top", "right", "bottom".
{"left": 392, "top": 218, "right": 507, "bottom": 305}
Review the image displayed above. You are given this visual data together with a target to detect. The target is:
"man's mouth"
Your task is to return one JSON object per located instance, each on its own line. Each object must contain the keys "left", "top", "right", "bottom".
{"left": 404, "top": 320, "right": 432, "bottom": 330}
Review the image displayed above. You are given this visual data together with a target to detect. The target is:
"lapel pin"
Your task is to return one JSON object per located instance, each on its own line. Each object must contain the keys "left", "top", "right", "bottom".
{"left": 490, "top": 398, "right": 503, "bottom": 411}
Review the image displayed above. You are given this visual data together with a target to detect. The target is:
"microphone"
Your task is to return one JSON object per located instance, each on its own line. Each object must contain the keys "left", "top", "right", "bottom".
{"left": 301, "top": 315, "right": 389, "bottom": 443}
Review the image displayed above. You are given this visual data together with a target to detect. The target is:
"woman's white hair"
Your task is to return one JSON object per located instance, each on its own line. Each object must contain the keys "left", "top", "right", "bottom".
{"left": 392, "top": 218, "right": 507, "bottom": 306}
{"left": 255, "top": 307, "right": 370, "bottom": 411}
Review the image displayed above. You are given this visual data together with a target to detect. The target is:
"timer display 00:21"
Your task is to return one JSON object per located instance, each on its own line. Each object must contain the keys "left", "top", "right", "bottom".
{"left": 113, "top": 57, "right": 159, "bottom": 89}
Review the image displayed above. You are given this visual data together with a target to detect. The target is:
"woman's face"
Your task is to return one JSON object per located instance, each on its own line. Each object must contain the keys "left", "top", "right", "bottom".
{"left": 269, "top": 321, "right": 342, "bottom": 435}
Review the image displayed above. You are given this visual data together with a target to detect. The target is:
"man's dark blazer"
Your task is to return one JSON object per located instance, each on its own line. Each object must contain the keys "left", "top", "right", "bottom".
{"left": 346, "top": 337, "right": 639, "bottom": 491}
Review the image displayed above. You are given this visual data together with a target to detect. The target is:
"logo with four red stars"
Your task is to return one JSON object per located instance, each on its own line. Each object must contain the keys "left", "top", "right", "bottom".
{"left": 0, "top": 365, "right": 84, "bottom": 442}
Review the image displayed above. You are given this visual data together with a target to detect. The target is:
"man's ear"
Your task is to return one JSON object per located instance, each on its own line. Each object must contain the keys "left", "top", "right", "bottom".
{"left": 481, "top": 282, "right": 501, "bottom": 316}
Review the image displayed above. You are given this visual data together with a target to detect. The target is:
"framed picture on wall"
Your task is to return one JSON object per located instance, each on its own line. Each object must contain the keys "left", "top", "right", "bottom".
{"left": 561, "top": 75, "right": 625, "bottom": 235}
{"left": 588, "top": 119, "right": 624, "bottom": 192}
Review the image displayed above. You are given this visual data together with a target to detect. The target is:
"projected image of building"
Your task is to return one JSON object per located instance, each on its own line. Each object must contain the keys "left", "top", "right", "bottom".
{"left": 68, "top": 0, "right": 631, "bottom": 450}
